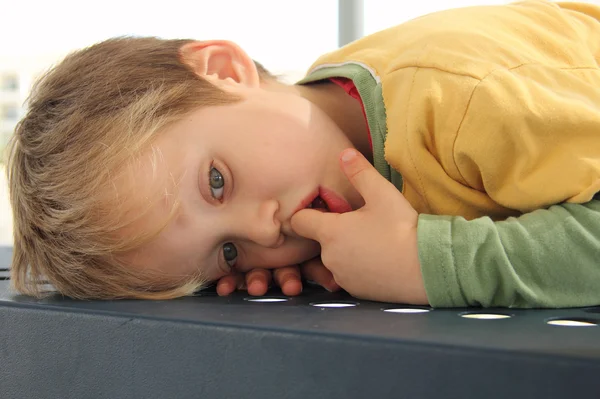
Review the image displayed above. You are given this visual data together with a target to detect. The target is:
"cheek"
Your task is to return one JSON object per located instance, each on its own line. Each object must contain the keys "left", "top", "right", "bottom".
{"left": 240, "top": 238, "right": 320, "bottom": 271}
{"left": 242, "top": 164, "right": 303, "bottom": 196}
{"left": 243, "top": 135, "right": 317, "bottom": 179}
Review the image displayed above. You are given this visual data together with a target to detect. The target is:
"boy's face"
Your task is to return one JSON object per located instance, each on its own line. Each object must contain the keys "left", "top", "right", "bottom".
{"left": 121, "top": 84, "right": 364, "bottom": 284}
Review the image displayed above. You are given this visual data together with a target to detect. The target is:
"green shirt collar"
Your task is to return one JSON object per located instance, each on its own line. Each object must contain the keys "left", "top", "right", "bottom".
{"left": 297, "top": 62, "right": 399, "bottom": 188}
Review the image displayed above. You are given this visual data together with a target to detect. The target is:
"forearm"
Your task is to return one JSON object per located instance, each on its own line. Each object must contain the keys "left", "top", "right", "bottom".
{"left": 418, "top": 199, "right": 600, "bottom": 308}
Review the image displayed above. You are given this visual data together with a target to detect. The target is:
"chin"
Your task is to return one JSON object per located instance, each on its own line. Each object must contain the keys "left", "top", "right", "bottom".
{"left": 301, "top": 248, "right": 322, "bottom": 265}
{"left": 286, "top": 243, "right": 321, "bottom": 267}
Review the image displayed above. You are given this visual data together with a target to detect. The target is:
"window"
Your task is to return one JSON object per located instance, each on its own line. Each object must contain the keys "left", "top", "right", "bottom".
{"left": 0, "top": 105, "right": 18, "bottom": 121}
{"left": 0, "top": 75, "right": 18, "bottom": 92}
{"left": 364, "top": 0, "right": 511, "bottom": 35}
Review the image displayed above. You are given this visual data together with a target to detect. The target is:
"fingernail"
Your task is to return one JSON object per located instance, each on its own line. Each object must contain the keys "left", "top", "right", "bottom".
{"left": 341, "top": 149, "right": 357, "bottom": 163}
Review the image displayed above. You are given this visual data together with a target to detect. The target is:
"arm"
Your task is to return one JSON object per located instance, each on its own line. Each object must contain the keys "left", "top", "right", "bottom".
{"left": 419, "top": 198, "right": 600, "bottom": 308}
{"left": 417, "top": 2, "right": 600, "bottom": 308}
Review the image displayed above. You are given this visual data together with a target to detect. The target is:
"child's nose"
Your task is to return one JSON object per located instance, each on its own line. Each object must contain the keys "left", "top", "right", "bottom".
{"left": 244, "top": 199, "right": 283, "bottom": 248}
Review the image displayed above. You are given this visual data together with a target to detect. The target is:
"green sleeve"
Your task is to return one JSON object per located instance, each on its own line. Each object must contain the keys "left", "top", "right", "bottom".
{"left": 418, "top": 199, "right": 600, "bottom": 308}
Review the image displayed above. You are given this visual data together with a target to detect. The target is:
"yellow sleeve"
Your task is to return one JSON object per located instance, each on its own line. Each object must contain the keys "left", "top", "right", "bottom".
{"left": 452, "top": 3, "right": 600, "bottom": 212}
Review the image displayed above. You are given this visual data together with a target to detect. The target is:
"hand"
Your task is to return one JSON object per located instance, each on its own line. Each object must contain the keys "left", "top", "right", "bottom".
{"left": 291, "top": 149, "right": 429, "bottom": 305}
{"left": 215, "top": 258, "right": 341, "bottom": 297}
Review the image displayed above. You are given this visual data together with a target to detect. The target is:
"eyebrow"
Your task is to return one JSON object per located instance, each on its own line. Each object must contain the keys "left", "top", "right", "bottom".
{"left": 197, "top": 155, "right": 220, "bottom": 205}
{"left": 191, "top": 230, "right": 223, "bottom": 280}
{"left": 191, "top": 158, "right": 224, "bottom": 276}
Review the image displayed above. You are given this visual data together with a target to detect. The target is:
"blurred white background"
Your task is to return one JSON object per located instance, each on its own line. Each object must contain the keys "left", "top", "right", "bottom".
{"left": 2, "top": 0, "right": 599, "bottom": 246}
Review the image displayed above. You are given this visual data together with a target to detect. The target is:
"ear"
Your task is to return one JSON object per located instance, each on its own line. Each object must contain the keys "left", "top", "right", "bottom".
{"left": 179, "top": 40, "right": 260, "bottom": 88}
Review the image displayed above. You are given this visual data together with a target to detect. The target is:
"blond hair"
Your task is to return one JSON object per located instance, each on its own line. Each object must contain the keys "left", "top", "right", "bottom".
{"left": 6, "top": 36, "right": 272, "bottom": 299}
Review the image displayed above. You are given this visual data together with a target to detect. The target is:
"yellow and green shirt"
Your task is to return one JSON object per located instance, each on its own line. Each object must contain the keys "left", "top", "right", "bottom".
{"left": 300, "top": 0, "right": 600, "bottom": 308}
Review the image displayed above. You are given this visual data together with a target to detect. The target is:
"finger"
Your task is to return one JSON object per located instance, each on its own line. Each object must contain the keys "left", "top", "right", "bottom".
{"left": 246, "top": 269, "right": 272, "bottom": 297}
{"left": 301, "top": 258, "right": 341, "bottom": 292}
{"left": 290, "top": 208, "right": 336, "bottom": 242}
{"left": 273, "top": 266, "right": 302, "bottom": 296}
{"left": 216, "top": 273, "right": 244, "bottom": 296}
{"left": 339, "top": 148, "right": 394, "bottom": 204}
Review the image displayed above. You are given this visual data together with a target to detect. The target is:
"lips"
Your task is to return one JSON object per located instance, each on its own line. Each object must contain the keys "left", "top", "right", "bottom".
{"left": 318, "top": 187, "right": 352, "bottom": 213}
{"left": 295, "top": 187, "right": 352, "bottom": 215}
{"left": 295, "top": 189, "right": 320, "bottom": 214}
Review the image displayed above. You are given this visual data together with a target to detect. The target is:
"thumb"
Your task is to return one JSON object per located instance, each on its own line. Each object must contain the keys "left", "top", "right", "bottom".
{"left": 339, "top": 148, "right": 391, "bottom": 204}
{"left": 290, "top": 208, "right": 331, "bottom": 242}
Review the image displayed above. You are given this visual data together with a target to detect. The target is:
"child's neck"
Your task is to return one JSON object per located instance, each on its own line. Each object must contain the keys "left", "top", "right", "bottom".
{"left": 265, "top": 80, "right": 373, "bottom": 163}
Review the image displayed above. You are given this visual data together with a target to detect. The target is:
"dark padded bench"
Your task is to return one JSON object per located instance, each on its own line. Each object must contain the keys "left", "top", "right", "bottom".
{"left": 1, "top": 245, "right": 599, "bottom": 399}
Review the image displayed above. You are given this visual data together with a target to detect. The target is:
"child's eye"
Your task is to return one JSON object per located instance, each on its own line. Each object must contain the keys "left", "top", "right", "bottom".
{"left": 222, "top": 242, "right": 238, "bottom": 268}
{"left": 209, "top": 167, "right": 225, "bottom": 200}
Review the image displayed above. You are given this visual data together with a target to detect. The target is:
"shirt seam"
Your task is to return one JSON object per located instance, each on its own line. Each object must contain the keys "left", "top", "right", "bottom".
{"left": 400, "top": 50, "right": 434, "bottom": 212}
{"left": 450, "top": 62, "right": 600, "bottom": 188}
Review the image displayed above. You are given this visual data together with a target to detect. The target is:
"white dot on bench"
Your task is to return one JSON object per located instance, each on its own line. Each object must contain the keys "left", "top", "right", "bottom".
{"left": 461, "top": 313, "right": 512, "bottom": 320}
{"left": 310, "top": 302, "right": 358, "bottom": 308}
{"left": 383, "top": 308, "right": 430, "bottom": 314}
{"left": 546, "top": 319, "right": 597, "bottom": 327}
{"left": 245, "top": 297, "right": 289, "bottom": 303}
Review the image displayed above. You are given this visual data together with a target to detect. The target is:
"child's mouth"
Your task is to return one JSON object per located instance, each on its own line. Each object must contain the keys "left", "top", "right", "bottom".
{"left": 297, "top": 187, "right": 352, "bottom": 214}
{"left": 307, "top": 195, "right": 329, "bottom": 211}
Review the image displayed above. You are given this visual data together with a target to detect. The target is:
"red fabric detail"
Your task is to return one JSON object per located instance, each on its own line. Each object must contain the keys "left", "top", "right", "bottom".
{"left": 330, "top": 77, "right": 373, "bottom": 151}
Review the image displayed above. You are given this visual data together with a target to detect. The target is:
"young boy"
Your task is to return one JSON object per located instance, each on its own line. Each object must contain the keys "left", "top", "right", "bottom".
{"left": 7, "top": 0, "right": 600, "bottom": 307}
